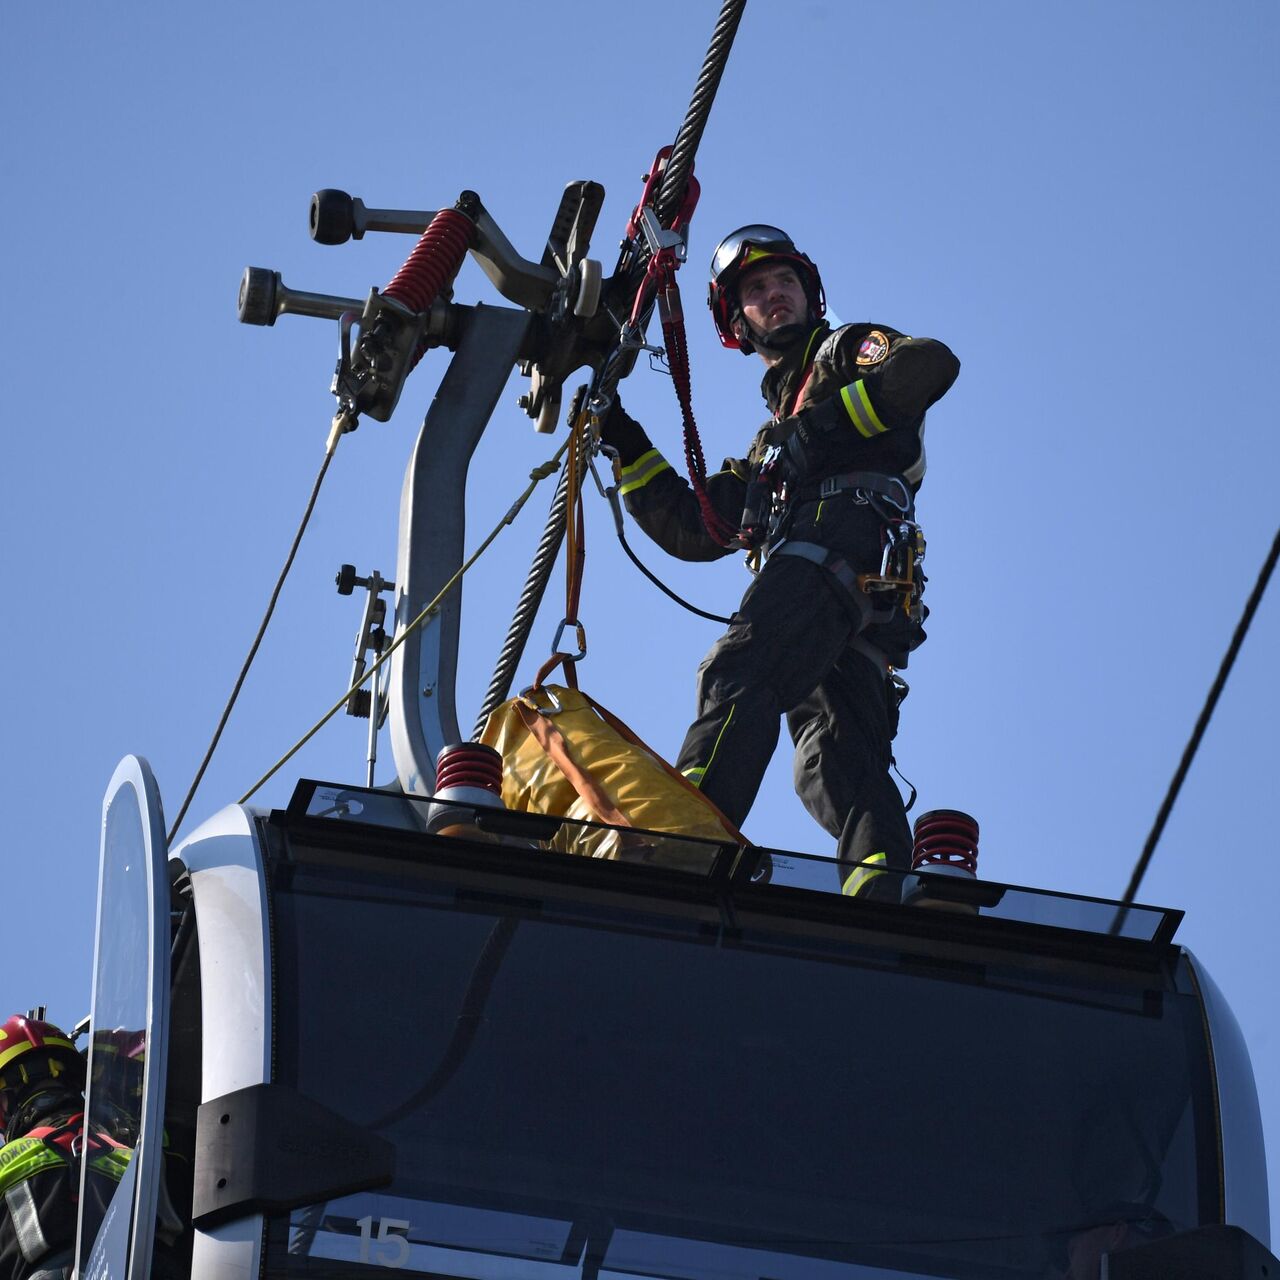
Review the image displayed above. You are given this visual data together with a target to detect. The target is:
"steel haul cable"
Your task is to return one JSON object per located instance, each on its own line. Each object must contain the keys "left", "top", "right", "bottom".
{"left": 477, "top": 4, "right": 749, "bottom": 729}
{"left": 473, "top": 464, "right": 572, "bottom": 737}
{"left": 656, "top": 0, "right": 748, "bottom": 226}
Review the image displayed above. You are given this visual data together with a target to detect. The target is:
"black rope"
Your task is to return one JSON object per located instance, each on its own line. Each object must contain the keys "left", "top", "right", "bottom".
{"left": 596, "top": 478, "right": 731, "bottom": 624}
{"left": 616, "top": 523, "right": 732, "bottom": 625}
{"left": 1118, "top": 523, "right": 1280, "bottom": 908}
{"left": 472, "top": 462, "right": 572, "bottom": 737}
{"left": 167, "top": 450, "right": 334, "bottom": 844}
{"left": 656, "top": 0, "right": 749, "bottom": 226}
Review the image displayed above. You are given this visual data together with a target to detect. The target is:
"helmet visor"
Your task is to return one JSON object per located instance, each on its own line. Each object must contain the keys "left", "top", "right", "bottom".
{"left": 710, "top": 225, "right": 797, "bottom": 284}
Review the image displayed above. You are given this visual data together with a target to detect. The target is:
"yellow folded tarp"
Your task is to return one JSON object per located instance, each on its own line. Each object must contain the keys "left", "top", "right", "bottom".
{"left": 480, "top": 684, "right": 743, "bottom": 868}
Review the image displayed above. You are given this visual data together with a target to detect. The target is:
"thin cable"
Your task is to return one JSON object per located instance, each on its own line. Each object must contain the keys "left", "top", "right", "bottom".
{"left": 1118, "top": 523, "right": 1280, "bottom": 908}
{"left": 167, "top": 445, "right": 335, "bottom": 845}
{"left": 237, "top": 442, "right": 570, "bottom": 805}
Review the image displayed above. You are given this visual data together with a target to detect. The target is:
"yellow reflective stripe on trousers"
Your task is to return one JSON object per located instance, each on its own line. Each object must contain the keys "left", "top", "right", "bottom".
{"left": 839, "top": 380, "right": 888, "bottom": 438}
{"left": 618, "top": 449, "right": 672, "bottom": 496}
{"left": 842, "top": 851, "right": 888, "bottom": 897}
{"left": 686, "top": 704, "right": 736, "bottom": 790}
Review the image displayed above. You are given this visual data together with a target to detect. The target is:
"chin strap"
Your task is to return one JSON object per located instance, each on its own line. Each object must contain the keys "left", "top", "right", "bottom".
{"left": 747, "top": 318, "right": 810, "bottom": 355}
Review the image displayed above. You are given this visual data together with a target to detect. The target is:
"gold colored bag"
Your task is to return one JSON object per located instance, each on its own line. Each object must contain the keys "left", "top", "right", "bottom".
{"left": 480, "top": 684, "right": 743, "bottom": 868}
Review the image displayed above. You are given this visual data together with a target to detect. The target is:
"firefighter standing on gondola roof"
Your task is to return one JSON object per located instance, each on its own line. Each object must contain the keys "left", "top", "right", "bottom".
{"left": 601, "top": 226, "right": 959, "bottom": 897}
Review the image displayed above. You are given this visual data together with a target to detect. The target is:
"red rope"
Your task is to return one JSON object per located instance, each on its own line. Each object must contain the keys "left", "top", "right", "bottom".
{"left": 658, "top": 274, "right": 738, "bottom": 547}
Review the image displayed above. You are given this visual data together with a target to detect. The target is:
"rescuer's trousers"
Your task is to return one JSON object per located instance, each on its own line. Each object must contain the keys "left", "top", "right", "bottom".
{"left": 674, "top": 552, "right": 912, "bottom": 895}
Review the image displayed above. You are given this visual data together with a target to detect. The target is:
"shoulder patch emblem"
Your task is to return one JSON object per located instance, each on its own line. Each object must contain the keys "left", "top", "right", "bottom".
{"left": 856, "top": 330, "right": 891, "bottom": 366}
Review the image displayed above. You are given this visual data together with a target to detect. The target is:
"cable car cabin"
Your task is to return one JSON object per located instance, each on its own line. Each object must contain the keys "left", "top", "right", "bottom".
{"left": 83, "top": 760, "right": 1272, "bottom": 1280}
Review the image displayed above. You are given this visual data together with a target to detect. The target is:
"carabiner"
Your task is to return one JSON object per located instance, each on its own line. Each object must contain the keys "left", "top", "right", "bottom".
{"left": 551, "top": 617, "right": 587, "bottom": 661}
{"left": 519, "top": 684, "right": 565, "bottom": 715}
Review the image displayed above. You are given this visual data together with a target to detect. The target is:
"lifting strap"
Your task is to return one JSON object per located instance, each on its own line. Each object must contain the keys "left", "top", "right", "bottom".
{"left": 536, "top": 408, "right": 590, "bottom": 688}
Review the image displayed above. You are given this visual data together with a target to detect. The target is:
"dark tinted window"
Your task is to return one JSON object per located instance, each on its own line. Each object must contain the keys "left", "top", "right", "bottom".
{"left": 266, "top": 854, "right": 1210, "bottom": 1279}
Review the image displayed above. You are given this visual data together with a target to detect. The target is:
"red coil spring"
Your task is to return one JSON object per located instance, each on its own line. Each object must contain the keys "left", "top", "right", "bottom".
{"left": 911, "top": 809, "right": 980, "bottom": 875}
{"left": 434, "top": 743, "right": 503, "bottom": 797}
{"left": 383, "top": 208, "right": 473, "bottom": 314}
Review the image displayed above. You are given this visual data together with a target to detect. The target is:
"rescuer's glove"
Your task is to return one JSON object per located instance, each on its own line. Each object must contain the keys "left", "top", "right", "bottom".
{"left": 597, "top": 396, "right": 654, "bottom": 467}
{"left": 779, "top": 384, "right": 877, "bottom": 479}
{"left": 778, "top": 400, "right": 842, "bottom": 479}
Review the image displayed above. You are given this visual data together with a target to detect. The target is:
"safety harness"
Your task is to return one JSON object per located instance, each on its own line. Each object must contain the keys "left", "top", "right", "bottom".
{"left": 0, "top": 1112, "right": 130, "bottom": 1272}
{"left": 739, "top": 334, "right": 927, "bottom": 622}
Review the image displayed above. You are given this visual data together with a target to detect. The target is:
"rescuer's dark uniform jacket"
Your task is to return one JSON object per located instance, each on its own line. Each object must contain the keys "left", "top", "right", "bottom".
{"left": 607, "top": 321, "right": 959, "bottom": 892}
{"left": 0, "top": 1093, "right": 128, "bottom": 1280}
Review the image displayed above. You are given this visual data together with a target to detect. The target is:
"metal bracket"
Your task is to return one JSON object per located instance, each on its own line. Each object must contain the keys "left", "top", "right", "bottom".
{"left": 637, "top": 207, "right": 688, "bottom": 261}
{"left": 191, "top": 1083, "right": 395, "bottom": 1229}
{"left": 337, "top": 564, "right": 395, "bottom": 787}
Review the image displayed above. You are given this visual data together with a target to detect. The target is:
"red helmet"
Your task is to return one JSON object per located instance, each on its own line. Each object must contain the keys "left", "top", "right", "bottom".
{"left": 707, "top": 224, "right": 826, "bottom": 353}
{"left": 0, "top": 1012, "right": 83, "bottom": 1125}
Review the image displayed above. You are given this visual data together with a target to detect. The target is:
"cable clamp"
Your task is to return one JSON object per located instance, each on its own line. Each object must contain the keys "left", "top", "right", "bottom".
{"left": 637, "top": 207, "right": 688, "bottom": 261}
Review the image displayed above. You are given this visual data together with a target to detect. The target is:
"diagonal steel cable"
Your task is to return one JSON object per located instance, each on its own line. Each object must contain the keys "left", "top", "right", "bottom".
{"left": 476, "top": 3, "right": 748, "bottom": 721}
{"left": 656, "top": 0, "right": 749, "bottom": 226}
{"left": 473, "top": 461, "right": 572, "bottom": 737}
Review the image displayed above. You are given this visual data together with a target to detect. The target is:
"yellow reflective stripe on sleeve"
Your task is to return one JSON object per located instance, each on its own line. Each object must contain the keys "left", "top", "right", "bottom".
{"left": 682, "top": 766, "right": 706, "bottom": 788}
{"left": 840, "top": 380, "right": 888, "bottom": 439}
{"left": 88, "top": 1146, "right": 132, "bottom": 1184}
{"left": 842, "top": 852, "right": 888, "bottom": 897}
{"left": 618, "top": 449, "right": 672, "bottom": 496}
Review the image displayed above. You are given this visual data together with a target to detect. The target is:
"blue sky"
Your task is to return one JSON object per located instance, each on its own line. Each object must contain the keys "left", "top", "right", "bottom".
{"left": 3, "top": 0, "right": 1277, "bottom": 1239}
